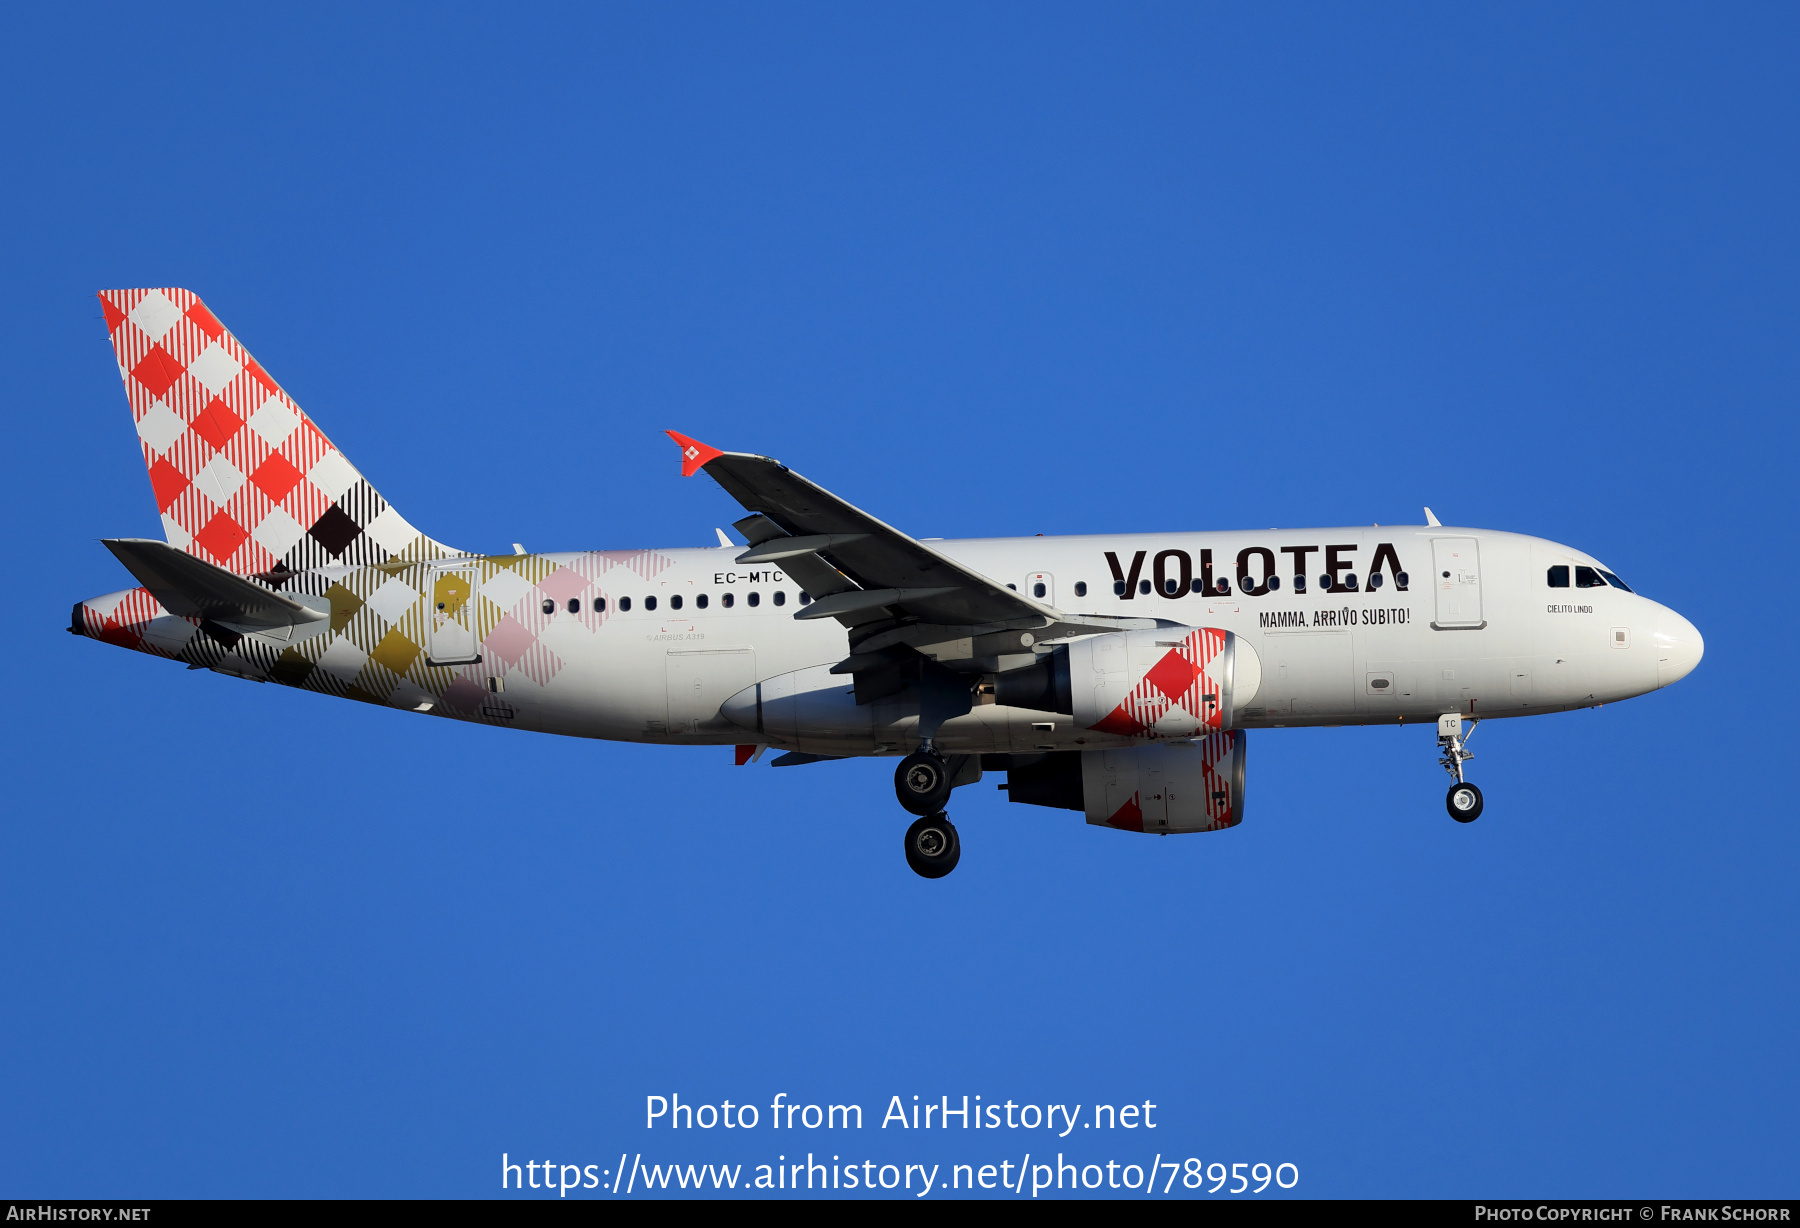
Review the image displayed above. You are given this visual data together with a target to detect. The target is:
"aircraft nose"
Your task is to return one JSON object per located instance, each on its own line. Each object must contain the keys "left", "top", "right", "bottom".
{"left": 1653, "top": 608, "right": 1704, "bottom": 688}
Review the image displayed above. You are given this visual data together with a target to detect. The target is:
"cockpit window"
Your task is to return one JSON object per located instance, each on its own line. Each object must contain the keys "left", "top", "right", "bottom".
{"left": 1574, "top": 565, "right": 1607, "bottom": 589}
{"left": 1600, "top": 570, "right": 1633, "bottom": 593}
{"left": 1546, "top": 565, "right": 1569, "bottom": 588}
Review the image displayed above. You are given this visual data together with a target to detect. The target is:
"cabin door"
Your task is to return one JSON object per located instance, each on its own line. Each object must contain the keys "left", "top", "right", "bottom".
{"left": 427, "top": 565, "right": 481, "bottom": 665}
{"left": 1431, "top": 538, "right": 1485, "bottom": 629}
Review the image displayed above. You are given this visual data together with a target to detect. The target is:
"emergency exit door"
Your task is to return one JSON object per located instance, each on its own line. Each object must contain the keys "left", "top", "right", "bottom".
{"left": 1431, "top": 538, "right": 1485, "bottom": 630}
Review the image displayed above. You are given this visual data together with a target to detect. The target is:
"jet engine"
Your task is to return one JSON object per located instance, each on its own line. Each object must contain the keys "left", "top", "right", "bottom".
{"left": 999, "top": 733, "right": 1247, "bottom": 833}
{"left": 994, "top": 626, "right": 1261, "bottom": 736}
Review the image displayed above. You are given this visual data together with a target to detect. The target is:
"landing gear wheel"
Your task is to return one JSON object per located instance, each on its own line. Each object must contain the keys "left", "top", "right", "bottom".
{"left": 1446, "top": 782, "right": 1484, "bottom": 823}
{"left": 895, "top": 751, "right": 954, "bottom": 816}
{"left": 904, "top": 813, "right": 961, "bottom": 878}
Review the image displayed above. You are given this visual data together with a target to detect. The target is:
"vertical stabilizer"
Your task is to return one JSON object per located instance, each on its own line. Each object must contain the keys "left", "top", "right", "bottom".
{"left": 97, "top": 288, "right": 459, "bottom": 575}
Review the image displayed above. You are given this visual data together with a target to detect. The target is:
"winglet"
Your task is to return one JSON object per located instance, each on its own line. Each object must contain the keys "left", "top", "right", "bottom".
{"left": 666, "top": 430, "right": 724, "bottom": 477}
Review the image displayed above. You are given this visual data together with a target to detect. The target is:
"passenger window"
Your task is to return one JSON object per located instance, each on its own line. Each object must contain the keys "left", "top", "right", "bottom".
{"left": 1007, "top": 583, "right": 1017, "bottom": 591}
{"left": 1600, "top": 570, "right": 1633, "bottom": 593}
{"left": 1190, "top": 578, "right": 1204, "bottom": 594}
{"left": 1033, "top": 582, "right": 1046, "bottom": 598}
{"left": 722, "top": 592, "right": 734, "bottom": 608}
{"left": 567, "top": 598, "right": 580, "bottom": 614}
{"left": 748, "top": 592, "right": 760, "bottom": 607}
{"left": 1164, "top": 579, "right": 1179, "bottom": 596}
{"left": 1073, "top": 581, "right": 1087, "bottom": 597}
{"left": 1366, "top": 573, "right": 1382, "bottom": 590}
{"left": 670, "top": 594, "right": 683, "bottom": 610}
{"left": 773, "top": 591, "right": 786, "bottom": 606}
{"left": 1547, "top": 565, "right": 1570, "bottom": 588}
{"left": 1575, "top": 566, "right": 1606, "bottom": 589}
{"left": 1138, "top": 579, "right": 1151, "bottom": 595}
{"left": 593, "top": 597, "right": 607, "bottom": 613}
{"left": 696, "top": 593, "right": 708, "bottom": 609}
{"left": 645, "top": 595, "right": 658, "bottom": 611}
{"left": 1293, "top": 575, "right": 1307, "bottom": 593}
{"left": 619, "top": 596, "right": 631, "bottom": 612}
{"left": 1113, "top": 581, "right": 1127, "bottom": 596}
{"left": 541, "top": 599, "right": 554, "bottom": 615}
{"left": 798, "top": 591, "right": 811, "bottom": 605}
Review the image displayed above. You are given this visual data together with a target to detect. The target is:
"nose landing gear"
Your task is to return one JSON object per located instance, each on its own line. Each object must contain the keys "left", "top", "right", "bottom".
{"left": 1438, "top": 714, "right": 1484, "bottom": 822}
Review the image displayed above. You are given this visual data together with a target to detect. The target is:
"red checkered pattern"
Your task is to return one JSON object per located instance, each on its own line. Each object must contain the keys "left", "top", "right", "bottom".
{"left": 76, "top": 586, "right": 194, "bottom": 658}
{"left": 1195, "top": 729, "right": 1242, "bottom": 829}
{"left": 1088, "top": 626, "right": 1229, "bottom": 738}
{"left": 99, "top": 288, "right": 452, "bottom": 575}
{"left": 1099, "top": 730, "right": 1242, "bottom": 832}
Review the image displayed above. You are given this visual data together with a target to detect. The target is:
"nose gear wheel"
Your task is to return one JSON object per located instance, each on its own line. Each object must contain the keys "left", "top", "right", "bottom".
{"left": 1437, "top": 715, "right": 1484, "bottom": 824}
{"left": 1446, "top": 782, "right": 1484, "bottom": 822}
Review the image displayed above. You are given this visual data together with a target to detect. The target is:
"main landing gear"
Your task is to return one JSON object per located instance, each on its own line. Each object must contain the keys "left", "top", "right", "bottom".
{"left": 895, "top": 743, "right": 964, "bottom": 878}
{"left": 895, "top": 749, "right": 955, "bottom": 816}
{"left": 1438, "top": 713, "right": 1484, "bottom": 823}
{"left": 904, "top": 813, "right": 961, "bottom": 878}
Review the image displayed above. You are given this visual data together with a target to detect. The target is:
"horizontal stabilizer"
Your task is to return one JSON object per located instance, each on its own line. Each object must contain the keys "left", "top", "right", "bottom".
{"left": 102, "top": 538, "right": 327, "bottom": 630}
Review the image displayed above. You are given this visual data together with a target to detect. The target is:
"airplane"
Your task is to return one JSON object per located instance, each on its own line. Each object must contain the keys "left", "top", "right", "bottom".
{"left": 72, "top": 288, "right": 1705, "bottom": 878}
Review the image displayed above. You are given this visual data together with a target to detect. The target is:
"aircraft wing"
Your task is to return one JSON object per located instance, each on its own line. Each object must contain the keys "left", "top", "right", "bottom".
{"left": 667, "top": 432, "right": 1151, "bottom": 666}
{"left": 102, "top": 538, "right": 328, "bottom": 631}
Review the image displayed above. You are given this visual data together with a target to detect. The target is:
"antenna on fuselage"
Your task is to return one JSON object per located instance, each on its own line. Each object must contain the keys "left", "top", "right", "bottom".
{"left": 1423, "top": 508, "right": 1442, "bottom": 527}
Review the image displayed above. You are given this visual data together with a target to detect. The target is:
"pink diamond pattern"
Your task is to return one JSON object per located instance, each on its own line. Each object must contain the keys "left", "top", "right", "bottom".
{"left": 484, "top": 614, "right": 537, "bottom": 666}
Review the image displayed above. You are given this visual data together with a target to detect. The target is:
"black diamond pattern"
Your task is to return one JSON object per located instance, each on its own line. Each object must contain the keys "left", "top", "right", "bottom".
{"left": 308, "top": 504, "right": 363, "bottom": 558}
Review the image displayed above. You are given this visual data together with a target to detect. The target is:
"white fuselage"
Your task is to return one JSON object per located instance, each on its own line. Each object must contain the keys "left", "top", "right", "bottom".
{"left": 484, "top": 524, "right": 1700, "bottom": 755}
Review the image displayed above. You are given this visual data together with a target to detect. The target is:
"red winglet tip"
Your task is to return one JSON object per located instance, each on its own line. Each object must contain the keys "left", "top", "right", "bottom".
{"left": 666, "top": 430, "right": 724, "bottom": 477}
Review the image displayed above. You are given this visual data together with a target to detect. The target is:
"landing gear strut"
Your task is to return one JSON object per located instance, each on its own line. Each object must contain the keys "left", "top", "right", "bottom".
{"left": 1438, "top": 714, "right": 1484, "bottom": 822}
{"left": 904, "top": 813, "right": 960, "bottom": 878}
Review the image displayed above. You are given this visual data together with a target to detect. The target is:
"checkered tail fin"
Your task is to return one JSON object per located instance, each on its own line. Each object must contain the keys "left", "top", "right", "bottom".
{"left": 98, "top": 288, "right": 460, "bottom": 576}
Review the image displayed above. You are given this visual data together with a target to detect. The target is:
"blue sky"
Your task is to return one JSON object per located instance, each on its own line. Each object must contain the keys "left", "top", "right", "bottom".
{"left": 1, "top": 3, "right": 1794, "bottom": 1198}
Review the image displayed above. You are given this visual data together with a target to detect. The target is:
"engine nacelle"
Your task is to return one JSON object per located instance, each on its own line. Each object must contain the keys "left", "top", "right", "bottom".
{"left": 996, "top": 626, "right": 1261, "bottom": 737}
{"left": 1002, "top": 734, "right": 1247, "bottom": 833}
